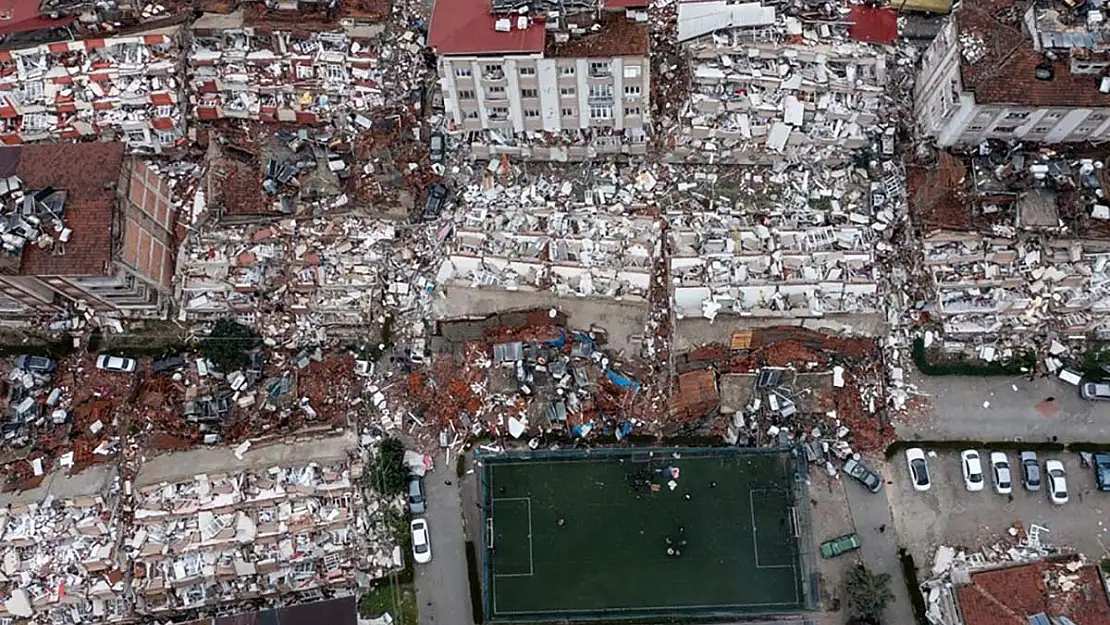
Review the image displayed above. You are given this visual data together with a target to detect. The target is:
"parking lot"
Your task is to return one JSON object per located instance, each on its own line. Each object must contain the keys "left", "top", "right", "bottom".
{"left": 887, "top": 449, "right": 1110, "bottom": 567}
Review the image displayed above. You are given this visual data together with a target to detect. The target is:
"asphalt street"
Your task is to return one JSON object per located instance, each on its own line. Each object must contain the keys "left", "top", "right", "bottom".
{"left": 413, "top": 462, "right": 474, "bottom": 625}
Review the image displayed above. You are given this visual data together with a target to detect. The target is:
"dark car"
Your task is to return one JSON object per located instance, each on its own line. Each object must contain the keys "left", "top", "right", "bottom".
{"left": 422, "top": 183, "right": 449, "bottom": 221}
{"left": 1094, "top": 453, "right": 1110, "bottom": 492}
{"left": 152, "top": 354, "right": 186, "bottom": 375}
{"left": 14, "top": 355, "right": 57, "bottom": 374}
{"left": 1021, "top": 451, "right": 1041, "bottom": 491}
{"left": 429, "top": 133, "right": 445, "bottom": 163}
{"left": 843, "top": 457, "right": 882, "bottom": 493}
{"left": 406, "top": 474, "right": 426, "bottom": 514}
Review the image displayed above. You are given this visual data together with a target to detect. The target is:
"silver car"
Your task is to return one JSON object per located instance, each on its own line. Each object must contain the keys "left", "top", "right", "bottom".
{"left": 1021, "top": 451, "right": 1041, "bottom": 491}
{"left": 1081, "top": 381, "right": 1110, "bottom": 401}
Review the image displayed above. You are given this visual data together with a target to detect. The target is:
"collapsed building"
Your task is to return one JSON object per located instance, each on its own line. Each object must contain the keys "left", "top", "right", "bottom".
{"left": 0, "top": 143, "right": 175, "bottom": 323}
{"left": 910, "top": 146, "right": 1110, "bottom": 357}
{"left": 429, "top": 0, "right": 652, "bottom": 159}
{"left": 915, "top": 0, "right": 1110, "bottom": 147}
{"left": 667, "top": 0, "right": 901, "bottom": 164}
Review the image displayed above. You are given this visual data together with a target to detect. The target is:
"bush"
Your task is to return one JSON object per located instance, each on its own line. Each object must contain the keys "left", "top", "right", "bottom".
{"left": 912, "top": 337, "right": 1035, "bottom": 377}
{"left": 199, "top": 318, "right": 258, "bottom": 372}
{"left": 900, "top": 549, "right": 929, "bottom": 625}
{"left": 368, "top": 438, "right": 407, "bottom": 496}
{"left": 845, "top": 563, "right": 893, "bottom": 624}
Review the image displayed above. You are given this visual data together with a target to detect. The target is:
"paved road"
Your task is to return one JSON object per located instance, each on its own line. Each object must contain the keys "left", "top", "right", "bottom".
{"left": 414, "top": 462, "right": 474, "bottom": 625}
{"left": 842, "top": 466, "right": 916, "bottom": 625}
{"left": 901, "top": 374, "right": 1110, "bottom": 443}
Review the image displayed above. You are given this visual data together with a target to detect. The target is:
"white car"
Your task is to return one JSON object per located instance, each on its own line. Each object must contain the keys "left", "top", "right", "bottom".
{"left": 906, "top": 447, "right": 931, "bottom": 492}
{"left": 95, "top": 355, "right": 137, "bottom": 373}
{"left": 1045, "top": 460, "right": 1068, "bottom": 504}
{"left": 411, "top": 518, "right": 432, "bottom": 564}
{"left": 990, "top": 452, "right": 1012, "bottom": 495}
{"left": 961, "top": 450, "right": 985, "bottom": 492}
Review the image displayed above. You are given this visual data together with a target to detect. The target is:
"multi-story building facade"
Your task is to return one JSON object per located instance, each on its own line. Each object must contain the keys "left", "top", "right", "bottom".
{"left": 429, "top": 0, "right": 650, "bottom": 159}
{"left": 916, "top": 0, "right": 1110, "bottom": 146}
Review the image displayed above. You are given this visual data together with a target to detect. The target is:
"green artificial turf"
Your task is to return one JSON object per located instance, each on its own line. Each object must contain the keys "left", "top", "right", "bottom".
{"left": 481, "top": 448, "right": 806, "bottom": 620}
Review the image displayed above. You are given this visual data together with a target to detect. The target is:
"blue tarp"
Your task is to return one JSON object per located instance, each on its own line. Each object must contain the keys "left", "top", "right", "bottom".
{"left": 546, "top": 328, "right": 568, "bottom": 348}
{"left": 606, "top": 369, "right": 641, "bottom": 392}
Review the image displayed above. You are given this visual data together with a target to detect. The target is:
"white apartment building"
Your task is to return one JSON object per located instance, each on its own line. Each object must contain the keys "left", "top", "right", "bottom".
{"left": 428, "top": 0, "right": 651, "bottom": 159}
{"left": 916, "top": 0, "right": 1110, "bottom": 146}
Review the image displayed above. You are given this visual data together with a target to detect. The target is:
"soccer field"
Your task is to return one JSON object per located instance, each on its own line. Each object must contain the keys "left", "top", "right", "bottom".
{"left": 479, "top": 447, "right": 813, "bottom": 621}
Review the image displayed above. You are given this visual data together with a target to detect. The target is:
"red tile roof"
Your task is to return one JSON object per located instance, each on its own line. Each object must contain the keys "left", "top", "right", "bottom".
{"left": 848, "top": 5, "right": 897, "bottom": 45}
{"left": 958, "top": 0, "right": 1110, "bottom": 107}
{"left": 957, "top": 560, "right": 1110, "bottom": 625}
{"left": 428, "top": 0, "right": 545, "bottom": 55}
{"left": 13, "top": 143, "right": 126, "bottom": 277}
{"left": 0, "top": 0, "right": 75, "bottom": 36}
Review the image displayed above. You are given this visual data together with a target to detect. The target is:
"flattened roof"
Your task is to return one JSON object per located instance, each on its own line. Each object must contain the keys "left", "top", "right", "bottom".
{"left": 545, "top": 12, "right": 649, "bottom": 57}
{"left": 0, "top": 0, "right": 75, "bottom": 37}
{"left": 848, "top": 5, "right": 897, "bottom": 45}
{"left": 957, "top": 560, "right": 1110, "bottom": 625}
{"left": 179, "top": 597, "right": 357, "bottom": 625}
{"left": 13, "top": 143, "right": 126, "bottom": 277}
{"left": 428, "top": 0, "right": 545, "bottom": 55}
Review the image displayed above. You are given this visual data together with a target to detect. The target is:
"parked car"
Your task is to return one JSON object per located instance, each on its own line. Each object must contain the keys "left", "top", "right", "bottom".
{"left": 411, "top": 518, "right": 432, "bottom": 564}
{"left": 422, "top": 183, "right": 449, "bottom": 221}
{"left": 429, "top": 133, "right": 445, "bottom": 163}
{"left": 1081, "top": 381, "right": 1110, "bottom": 401}
{"left": 820, "top": 533, "right": 861, "bottom": 559}
{"left": 1045, "top": 460, "right": 1068, "bottom": 504}
{"left": 990, "top": 452, "right": 1012, "bottom": 495}
{"left": 1021, "top": 451, "right": 1041, "bottom": 491}
{"left": 95, "top": 355, "right": 137, "bottom": 373}
{"left": 906, "top": 447, "right": 931, "bottom": 492}
{"left": 843, "top": 457, "right": 882, "bottom": 493}
{"left": 961, "top": 450, "right": 985, "bottom": 492}
{"left": 14, "top": 355, "right": 57, "bottom": 374}
{"left": 1094, "top": 452, "right": 1110, "bottom": 492}
{"left": 406, "top": 474, "right": 426, "bottom": 514}
{"left": 152, "top": 354, "right": 186, "bottom": 375}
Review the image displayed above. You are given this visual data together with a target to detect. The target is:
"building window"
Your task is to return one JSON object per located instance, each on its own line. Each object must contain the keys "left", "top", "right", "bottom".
{"left": 1004, "top": 111, "right": 1029, "bottom": 120}
{"left": 487, "top": 85, "right": 505, "bottom": 97}
{"left": 156, "top": 130, "right": 177, "bottom": 145}
{"left": 484, "top": 64, "right": 504, "bottom": 79}
{"left": 1032, "top": 126, "right": 1052, "bottom": 133}
{"left": 323, "top": 64, "right": 345, "bottom": 81}
{"left": 588, "top": 84, "right": 613, "bottom": 99}
{"left": 1045, "top": 112, "right": 1063, "bottom": 119}
{"left": 561, "top": 107, "right": 575, "bottom": 117}
{"left": 295, "top": 64, "right": 315, "bottom": 79}
{"left": 624, "top": 85, "right": 641, "bottom": 97}
{"left": 519, "top": 66, "right": 536, "bottom": 76}
{"left": 465, "top": 110, "right": 479, "bottom": 119}
{"left": 992, "top": 125, "right": 1018, "bottom": 133}
{"left": 457, "top": 90, "right": 475, "bottom": 100}
{"left": 126, "top": 129, "right": 149, "bottom": 144}
{"left": 560, "top": 87, "right": 575, "bottom": 98}
{"left": 560, "top": 65, "right": 575, "bottom": 76}
{"left": 589, "top": 61, "right": 611, "bottom": 77}
{"left": 625, "top": 106, "right": 641, "bottom": 116}
{"left": 1076, "top": 126, "right": 1097, "bottom": 135}
{"left": 455, "top": 66, "right": 472, "bottom": 78}
{"left": 521, "top": 88, "right": 538, "bottom": 99}
{"left": 590, "top": 106, "right": 612, "bottom": 119}
{"left": 623, "top": 64, "right": 641, "bottom": 79}
{"left": 1091, "top": 113, "right": 1107, "bottom": 121}
{"left": 489, "top": 107, "right": 508, "bottom": 120}
{"left": 523, "top": 109, "right": 540, "bottom": 118}
{"left": 968, "top": 125, "right": 985, "bottom": 131}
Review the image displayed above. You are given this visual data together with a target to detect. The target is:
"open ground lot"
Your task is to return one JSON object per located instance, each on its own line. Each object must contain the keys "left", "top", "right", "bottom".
{"left": 901, "top": 374, "right": 1110, "bottom": 443}
{"left": 887, "top": 449, "right": 1110, "bottom": 565}
{"left": 479, "top": 448, "right": 810, "bottom": 621}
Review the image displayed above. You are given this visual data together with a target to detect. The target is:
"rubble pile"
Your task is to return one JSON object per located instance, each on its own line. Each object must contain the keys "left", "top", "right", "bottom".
{"left": 909, "top": 144, "right": 1110, "bottom": 358}
{"left": 0, "top": 176, "right": 71, "bottom": 260}
{"left": 0, "top": 29, "right": 185, "bottom": 152}
{"left": 663, "top": 0, "right": 911, "bottom": 164}
{"left": 130, "top": 460, "right": 386, "bottom": 615}
{"left": 0, "top": 493, "right": 127, "bottom": 623}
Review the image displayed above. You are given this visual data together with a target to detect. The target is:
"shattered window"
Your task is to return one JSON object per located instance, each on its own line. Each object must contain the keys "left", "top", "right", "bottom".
{"left": 295, "top": 64, "right": 315, "bottom": 79}
{"left": 589, "top": 61, "right": 610, "bottom": 76}
{"left": 323, "top": 64, "right": 346, "bottom": 82}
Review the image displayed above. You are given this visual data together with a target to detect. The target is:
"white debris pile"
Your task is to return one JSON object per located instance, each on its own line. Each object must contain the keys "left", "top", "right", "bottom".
{"left": 176, "top": 216, "right": 402, "bottom": 345}
{"left": 665, "top": 0, "right": 913, "bottom": 164}
{"left": 0, "top": 494, "right": 128, "bottom": 623}
{"left": 0, "top": 28, "right": 184, "bottom": 151}
{"left": 129, "top": 460, "right": 396, "bottom": 615}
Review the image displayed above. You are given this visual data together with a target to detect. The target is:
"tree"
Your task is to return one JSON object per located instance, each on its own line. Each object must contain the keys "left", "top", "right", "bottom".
{"left": 845, "top": 563, "right": 894, "bottom": 624}
{"left": 368, "top": 438, "right": 407, "bottom": 496}
{"left": 200, "top": 318, "right": 257, "bottom": 372}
